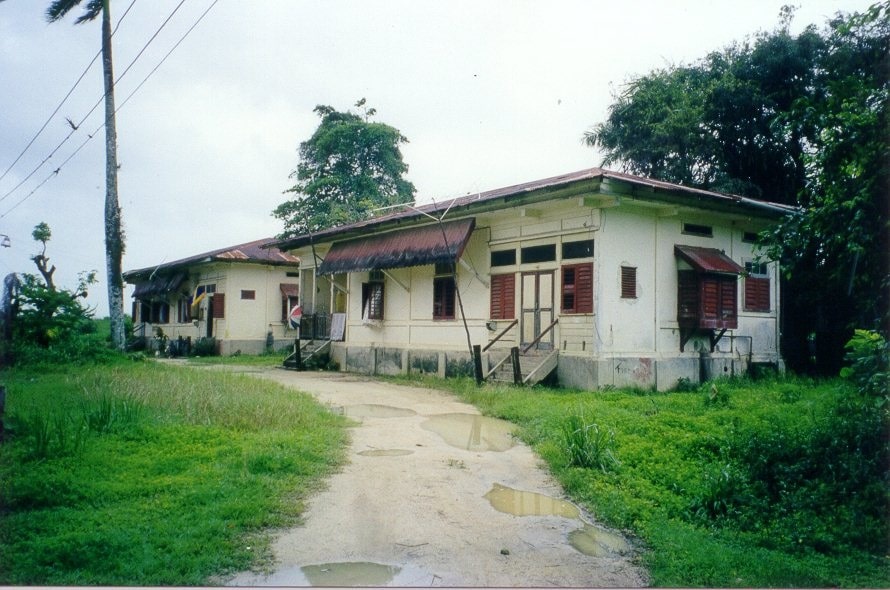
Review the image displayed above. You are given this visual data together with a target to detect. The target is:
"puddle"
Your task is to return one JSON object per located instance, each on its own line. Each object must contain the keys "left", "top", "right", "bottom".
{"left": 484, "top": 483, "right": 580, "bottom": 518}
{"left": 333, "top": 404, "right": 417, "bottom": 418}
{"left": 421, "top": 413, "right": 516, "bottom": 452}
{"left": 568, "top": 524, "right": 632, "bottom": 557}
{"left": 300, "top": 561, "right": 401, "bottom": 586}
{"left": 357, "top": 448, "right": 414, "bottom": 457}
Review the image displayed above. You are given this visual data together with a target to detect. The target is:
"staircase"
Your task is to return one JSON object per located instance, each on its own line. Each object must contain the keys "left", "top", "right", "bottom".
{"left": 283, "top": 339, "right": 331, "bottom": 370}
{"left": 487, "top": 348, "right": 559, "bottom": 386}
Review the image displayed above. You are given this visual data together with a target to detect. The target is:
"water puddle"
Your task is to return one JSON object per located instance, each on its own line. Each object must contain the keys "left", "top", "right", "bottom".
{"left": 332, "top": 404, "right": 417, "bottom": 418}
{"left": 300, "top": 561, "right": 401, "bottom": 586}
{"left": 484, "top": 483, "right": 580, "bottom": 518}
{"left": 357, "top": 448, "right": 414, "bottom": 457}
{"left": 421, "top": 413, "right": 516, "bottom": 452}
{"left": 568, "top": 524, "right": 632, "bottom": 557}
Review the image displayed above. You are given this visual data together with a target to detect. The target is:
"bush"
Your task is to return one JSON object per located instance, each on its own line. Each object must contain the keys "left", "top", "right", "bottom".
{"left": 190, "top": 337, "right": 217, "bottom": 357}
{"left": 840, "top": 329, "right": 889, "bottom": 399}
{"left": 561, "top": 413, "right": 620, "bottom": 472}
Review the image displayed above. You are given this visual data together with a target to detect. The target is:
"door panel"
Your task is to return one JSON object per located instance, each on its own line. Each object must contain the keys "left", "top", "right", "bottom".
{"left": 521, "top": 271, "right": 554, "bottom": 349}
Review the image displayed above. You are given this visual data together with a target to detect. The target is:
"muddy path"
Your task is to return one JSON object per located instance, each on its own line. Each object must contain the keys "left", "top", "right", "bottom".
{"left": 224, "top": 369, "right": 648, "bottom": 587}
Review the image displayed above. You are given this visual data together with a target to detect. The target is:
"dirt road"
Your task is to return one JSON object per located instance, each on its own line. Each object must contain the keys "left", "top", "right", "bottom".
{"left": 225, "top": 369, "right": 648, "bottom": 587}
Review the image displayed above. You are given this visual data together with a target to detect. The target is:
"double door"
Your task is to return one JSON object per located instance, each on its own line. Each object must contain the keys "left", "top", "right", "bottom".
{"left": 521, "top": 271, "right": 554, "bottom": 350}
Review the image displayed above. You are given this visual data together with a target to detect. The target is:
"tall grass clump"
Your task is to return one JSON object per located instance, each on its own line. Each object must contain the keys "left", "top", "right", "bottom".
{"left": 0, "top": 361, "right": 348, "bottom": 585}
{"left": 561, "top": 413, "right": 620, "bottom": 472}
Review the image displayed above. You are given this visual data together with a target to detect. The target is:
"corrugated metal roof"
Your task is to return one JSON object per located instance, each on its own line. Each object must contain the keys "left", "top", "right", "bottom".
{"left": 317, "top": 218, "right": 476, "bottom": 275}
{"left": 131, "top": 272, "right": 187, "bottom": 298}
{"left": 123, "top": 237, "right": 299, "bottom": 281}
{"left": 674, "top": 245, "right": 744, "bottom": 275}
{"left": 272, "top": 167, "right": 798, "bottom": 252}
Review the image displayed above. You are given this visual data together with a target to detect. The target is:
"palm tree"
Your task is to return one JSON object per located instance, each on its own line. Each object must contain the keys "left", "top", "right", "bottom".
{"left": 46, "top": 0, "right": 126, "bottom": 351}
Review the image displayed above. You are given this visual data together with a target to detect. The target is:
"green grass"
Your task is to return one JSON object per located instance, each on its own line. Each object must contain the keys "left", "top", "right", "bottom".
{"left": 0, "top": 359, "right": 348, "bottom": 585}
{"left": 393, "top": 373, "right": 889, "bottom": 587}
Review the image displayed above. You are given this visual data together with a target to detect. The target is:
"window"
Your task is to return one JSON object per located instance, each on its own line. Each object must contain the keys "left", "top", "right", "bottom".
{"left": 362, "top": 277, "right": 384, "bottom": 320}
{"left": 490, "top": 249, "right": 516, "bottom": 267}
{"left": 433, "top": 263, "right": 456, "bottom": 320}
{"left": 742, "top": 231, "right": 759, "bottom": 244}
{"left": 678, "top": 271, "right": 738, "bottom": 329}
{"left": 562, "top": 239, "right": 594, "bottom": 260}
{"left": 177, "top": 297, "right": 191, "bottom": 323}
{"left": 147, "top": 301, "right": 170, "bottom": 324}
{"left": 211, "top": 293, "right": 225, "bottom": 319}
{"left": 561, "top": 263, "right": 593, "bottom": 314}
{"left": 490, "top": 274, "right": 515, "bottom": 320}
{"left": 744, "top": 261, "right": 770, "bottom": 312}
{"left": 240, "top": 290, "right": 256, "bottom": 300}
{"left": 621, "top": 266, "right": 637, "bottom": 299}
{"left": 286, "top": 271, "right": 300, "bottom": 277}
{"left": 281, "top": 296, "right": 299, "bottom": 322}
{"left": 520, "top": 244, "right": 556, "bottom": 264}
{"left": 682, "top": 223, "right": 713, "bottom": 238}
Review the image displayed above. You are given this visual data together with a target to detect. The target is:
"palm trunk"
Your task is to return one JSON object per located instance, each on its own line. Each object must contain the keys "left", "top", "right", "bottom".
{"left": 101, "top": 0, "right": 125, "bottom": 350}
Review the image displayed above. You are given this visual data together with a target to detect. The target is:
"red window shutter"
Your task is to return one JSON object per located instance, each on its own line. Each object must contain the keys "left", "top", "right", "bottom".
{"left": 212, "top": 293, "right": 225, "bottom": 319}
{"left": 720, "top": 278, "right": 738, "bottom": 328}
{"left": 678, "top": 270, "right": 699, "bottom": 326}
{"left": 561, "top": 263, "right": 593, "bottom": 315}
{"left": 745, "top": 277, "right": 770, "bottom": 311}
{"left": 490, "top": 274, "right": 515, "bottom": 320}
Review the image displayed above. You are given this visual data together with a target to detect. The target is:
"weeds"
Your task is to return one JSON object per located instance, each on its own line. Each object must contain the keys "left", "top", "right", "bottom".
{"left": 561, "top": 414, "right": 620, "bottom": 472}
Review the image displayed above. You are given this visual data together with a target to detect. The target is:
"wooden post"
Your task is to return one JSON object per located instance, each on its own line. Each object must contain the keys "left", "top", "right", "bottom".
{"left": 473, "top": 344, "right": 484, "bottom": 385}
{"left": 511, "top": 347, "right": 522, "bottom": 385}
{"left": 294, "top": 336, "right": 303, "bottom": 371}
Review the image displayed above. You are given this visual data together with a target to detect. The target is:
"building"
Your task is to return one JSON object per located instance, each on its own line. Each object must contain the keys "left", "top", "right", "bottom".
{"left": 123, "top": 238, "right": 301, "bottom": 355}
{"left": 272, "top": 168, "right": 794, "bottom": 391}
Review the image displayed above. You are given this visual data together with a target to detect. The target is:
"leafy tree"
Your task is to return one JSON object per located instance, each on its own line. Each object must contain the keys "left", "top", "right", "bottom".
{"left": 43, "top": 0, "right": 127, "bottom": 352}
{"left": 585, "top": 3, "right": 889, "bottom": 371}
{"left": 8, "top": 223, "right": 100, "bottom": 363}
{"left": 274, "top": 99, "right": 416, "bottom": 237}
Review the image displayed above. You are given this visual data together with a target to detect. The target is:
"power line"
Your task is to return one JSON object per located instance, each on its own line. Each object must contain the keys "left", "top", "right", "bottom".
{"left": 0, "top": 0, "right": 187, "bottom": 205}
{"left": 0, "top": 0, "right": 220, "bottom": 220}
{"left": 0, "top": 0, "right": 138, "bottom": 187}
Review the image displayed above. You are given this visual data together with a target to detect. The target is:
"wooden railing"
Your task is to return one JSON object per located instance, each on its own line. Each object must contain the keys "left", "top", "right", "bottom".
{"left": 521, "top": 318, "right": 559, "bottom": 353}
{"left": 482, "top": 319, "right": 518, "bottom": 352}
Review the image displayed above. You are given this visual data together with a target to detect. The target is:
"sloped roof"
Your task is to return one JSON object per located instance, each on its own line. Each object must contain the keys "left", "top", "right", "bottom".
{"left": 317, "top": 218, "right": 476, "bottom": 275}
{"left": 674, "top": 245, "right": 745, "bottom": 275}
{"left": 272, "top": 167, "right": 798, "bottom": 251}
{"left": 123, "top": 237, "right": 299, "bottom": 282}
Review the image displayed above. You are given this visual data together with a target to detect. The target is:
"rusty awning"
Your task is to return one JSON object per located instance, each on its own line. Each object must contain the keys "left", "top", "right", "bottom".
{"left": 279, "top": 283, "right": 299, "bottom": 298}
{"left": 317, "top": 218, "right": 476, "bottom": 275}
{"left": 131, "top": 272, "right": 186, "bottom": 298}
{"left": 674, "top": 245, "right": 744, "bottom": 275}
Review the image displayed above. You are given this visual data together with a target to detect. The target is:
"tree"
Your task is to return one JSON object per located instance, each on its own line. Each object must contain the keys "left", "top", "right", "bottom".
{"left": 30, "top": 222, "right": 56, "bottom": 290}
{"left": 274, "top": 99, "right": 416, "bottom": 237}
{"left": 585, "top": 3, "right": 889, "bottom": 372}
{"left": 45, "top": 0, "right": 127, "bottom": 352}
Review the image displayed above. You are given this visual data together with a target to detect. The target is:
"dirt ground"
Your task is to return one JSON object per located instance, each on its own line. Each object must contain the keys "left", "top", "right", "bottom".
{"left": 223, "top": 368, "right": 649, "bottom": 587}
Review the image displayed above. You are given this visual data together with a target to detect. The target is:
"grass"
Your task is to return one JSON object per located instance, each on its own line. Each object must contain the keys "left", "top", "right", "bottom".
{"left": 0, "top": 359, "right": 348, "bottom": 585}
{"left": 392, "top": 373, "right": 889, "bottom": 588}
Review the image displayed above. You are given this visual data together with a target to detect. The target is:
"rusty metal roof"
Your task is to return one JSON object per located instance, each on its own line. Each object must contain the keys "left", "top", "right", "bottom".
{"left": 317, "top": 218, "right": 476, "bottom": 275}
{"left": 272, "top": 167, "right": 798, "bottom": 252}
{"left": 124, "top": 237, "right": 299, "bottom": 282}
{"left": 674, "top": 245, "right": 744, "bottom": 275}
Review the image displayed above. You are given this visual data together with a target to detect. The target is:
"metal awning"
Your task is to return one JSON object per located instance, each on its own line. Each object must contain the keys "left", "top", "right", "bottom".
{"left": 131, "top": 272, "right": 187, "bottom": 298}
{"left": 279, "top": 283, "right": 299, "bottom": 298}
{"left": 317, "top": 218, "right": 476, "bottom": 275}
{"left": 674, "top": 245, "right": 744, "bottom": 275}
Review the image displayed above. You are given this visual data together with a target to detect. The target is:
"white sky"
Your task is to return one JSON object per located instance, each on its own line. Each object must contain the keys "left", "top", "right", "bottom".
{"left": 0, "top": 0, "right": 870, "bottom": 316}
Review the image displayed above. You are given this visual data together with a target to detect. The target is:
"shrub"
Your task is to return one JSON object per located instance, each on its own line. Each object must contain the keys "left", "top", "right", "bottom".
{"left": 840, "top": 329, "right": 889, "bottom": 399}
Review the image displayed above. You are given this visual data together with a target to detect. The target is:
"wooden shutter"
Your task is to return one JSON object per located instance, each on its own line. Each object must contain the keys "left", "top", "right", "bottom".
{"left": 211, "top": 293, "right": 225, "bottom": 319}
{"left": 745, "top": 277, "right": 770, "bottom": 311}
{"left": 562, "top": 263, "right": 593, "bottom": 314}
{"left": 490, "top": 273, "right": 515, "bottom": 320}
{"left": 677, "top": 270, "right": 699, "bottom": 326}
{"left": 620, "top": 266, "right": 636, "bottom": 299}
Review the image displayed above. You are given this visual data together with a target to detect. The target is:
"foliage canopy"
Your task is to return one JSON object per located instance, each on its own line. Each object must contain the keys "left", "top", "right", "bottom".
{"left": 274, "top": 99, "right": 416, "bottom": 238}
{"left": 585, "top": 3, "right": 889, "bottom": 370}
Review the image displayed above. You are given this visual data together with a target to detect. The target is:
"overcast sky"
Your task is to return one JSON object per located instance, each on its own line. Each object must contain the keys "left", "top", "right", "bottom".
{"left": 0, "top": 0, "right": 871, "bottom": 316}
